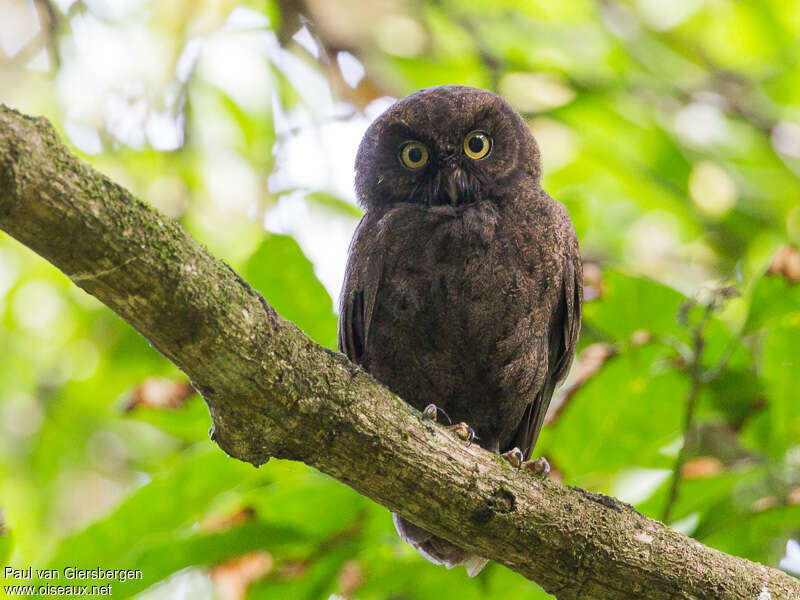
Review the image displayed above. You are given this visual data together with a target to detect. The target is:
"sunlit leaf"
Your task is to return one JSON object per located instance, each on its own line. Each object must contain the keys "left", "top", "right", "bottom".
{"left": 41, "top": 445, "right": 260, "bottom": 579}
{"left": 539, "top": 344, "right": 688, "bottom": 486}
{"left": 746, "top": 275, "right": 800, "bottom": 332}
{"left": 243, "top": 234, "right": 338, "bottom": 349}
{"left": 110, "top": 521, "right": 307, "bottom": 598}
{"left": 699, "top": 503, "right": 800, "bottom": 567}
{"left": 582, "top": 271, "right": 687, "bottom": 343}
{"left": 741, "top": 325, "right": 800, "bottom": 457}
{"left": 0, "top": 524, "right": 12, "bottom": 566}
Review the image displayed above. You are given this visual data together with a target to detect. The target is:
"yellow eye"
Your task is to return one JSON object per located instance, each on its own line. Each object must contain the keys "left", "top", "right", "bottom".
{"left": 400, "top": 142, "right": 429, "bottom": 169}
{"left": 464, "top": 131, "right": 491, "bottom": 160}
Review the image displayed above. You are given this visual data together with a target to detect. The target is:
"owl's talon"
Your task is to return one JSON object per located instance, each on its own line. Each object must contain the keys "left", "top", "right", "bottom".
{"left": 500, "top": 447, "right": 524, "bottom": 468}
{"left": 522, "top": 456, "right": 551, "bottom": 477}
{"left": 446, "top": 422, "right": 475, "bottom": 442}
{"left": 423, "top": 403, "right": 438, "bottom": 422}
{"left": 422, "top": 405, "right": 473, "bottom": 442}
{"left": 422, "top": 403, "right": 453, "bottom": 425}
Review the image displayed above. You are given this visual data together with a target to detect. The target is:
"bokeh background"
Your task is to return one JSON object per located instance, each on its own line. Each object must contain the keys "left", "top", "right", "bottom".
{"left": 1, "top": 0, "right": 799, "bottom": 598}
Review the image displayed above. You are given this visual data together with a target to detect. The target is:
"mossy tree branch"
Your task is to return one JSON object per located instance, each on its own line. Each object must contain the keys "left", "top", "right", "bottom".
{"left": 1, "top": 105, "right": 797, "bottom": 600}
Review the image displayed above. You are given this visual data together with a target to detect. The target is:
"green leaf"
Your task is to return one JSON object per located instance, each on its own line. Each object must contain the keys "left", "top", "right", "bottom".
{"left": 249, "top": 543, "right": 357, "bottom": 600}
{"left": 583, "top": 270, "right": 735, "bottom": 368}
{"left": 125, "top": 395, "right": 213, "bottom": 442}
{"left": 356, "top": 557, "right": 486, "bottom": 600}
{"left": 583, "top": 271, "right": 687, "bottom": 343}
{"left": 539, "top": 345, "right": 688, "bottom": 486}
{"left": 636, "top": 468, "right": 753, "bottom": 526}
{"left": 245, "top": 469, "right": 369, "bottom": 539}
{"left": 745, "top": 275, "right": 800, "bottom": 332}
{"left": 106, "top": 521, "right": 307, "bottom": 598}
{"left": 700, "top": 368, "right": 764, "bottom": 427}
{"left": 483, "top": 564, "right": 555, "bottom": 598}
{"left": 243, "top": 234, "right": 338, "bottom": 349}
{"left": 741, "top": 325, "right": 800, "bottom": 456}
{"left": 42, "top": 445, "right": 259, "bottom": 578}
{"left": 0, "top": 524, "right": 12, "bottom": 566}
{"left": 305, "top": 192, "right": 363, "bottom": 218}
{"left": 699, "top": 503, "right": 800, "bottom": 566}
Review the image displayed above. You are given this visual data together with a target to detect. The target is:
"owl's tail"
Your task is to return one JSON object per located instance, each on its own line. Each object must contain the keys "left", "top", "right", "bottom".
{"left": 392, "top": 513, "right": 489, "bottom": 577}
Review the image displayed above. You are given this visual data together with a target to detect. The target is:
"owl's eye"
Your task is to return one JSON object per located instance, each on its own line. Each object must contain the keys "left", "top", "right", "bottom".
{"left": 400, "top": 142, "right": 429, "bottom": 169}
{"left": 463, "top": 131, "right": 492, "bottom": 160}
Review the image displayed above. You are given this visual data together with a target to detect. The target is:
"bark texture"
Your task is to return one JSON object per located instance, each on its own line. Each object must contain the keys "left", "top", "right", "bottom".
{"left": 1, "top": 104, "right": 798, "bottom": 600}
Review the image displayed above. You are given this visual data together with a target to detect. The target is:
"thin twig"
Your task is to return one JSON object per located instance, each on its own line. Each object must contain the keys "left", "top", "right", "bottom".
{"left": 662, "top": 303, "right": 711, "bottom": 523}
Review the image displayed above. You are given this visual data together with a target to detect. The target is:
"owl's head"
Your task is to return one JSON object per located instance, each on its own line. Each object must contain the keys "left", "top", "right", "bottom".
{"left": 355, "top": 85, "right": 541, "bottom": 211}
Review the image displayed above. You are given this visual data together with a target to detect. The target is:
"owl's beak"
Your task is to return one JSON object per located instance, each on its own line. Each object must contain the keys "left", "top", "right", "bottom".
{"left": 445, "top": 179, "right": 458, "bottom": 204}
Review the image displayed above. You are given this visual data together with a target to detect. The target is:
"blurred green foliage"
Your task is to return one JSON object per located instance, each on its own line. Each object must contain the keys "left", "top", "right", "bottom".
{"left": 0, "top": 0, "right": 799, "bottom": 598}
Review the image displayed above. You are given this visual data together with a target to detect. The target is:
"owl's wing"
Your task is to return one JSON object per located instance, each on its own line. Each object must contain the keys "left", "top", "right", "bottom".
{"left": 513, "top": 239, "right": 583, "bottom": 460}
{"left": 338, "top": 216, "right": 383, "bottom": 365}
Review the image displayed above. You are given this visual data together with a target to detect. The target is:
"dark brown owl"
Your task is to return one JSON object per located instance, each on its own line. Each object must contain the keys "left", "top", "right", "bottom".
{"left": 339, "top": 85, "right": 582, "bottom": 576}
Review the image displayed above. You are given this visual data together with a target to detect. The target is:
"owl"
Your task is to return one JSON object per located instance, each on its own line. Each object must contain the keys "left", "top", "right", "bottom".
{"left": 339, "top": 85, "right": 582, "bottom": 576}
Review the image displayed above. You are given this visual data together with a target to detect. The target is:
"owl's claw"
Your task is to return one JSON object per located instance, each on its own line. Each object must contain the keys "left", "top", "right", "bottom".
{"left": 446, "top": 422, "right": 476, "bottom": 442}
{"left": 422, "top": 404, "right": 474, "bottom": 442}
{"left": 522, "top": 456, "right": 551, "bottom": 477}
{"left": 500, "top": 447, "right": 524, "bottom": 468}
{"left": 423, "top": 403, "right": 440, "bottom": 422}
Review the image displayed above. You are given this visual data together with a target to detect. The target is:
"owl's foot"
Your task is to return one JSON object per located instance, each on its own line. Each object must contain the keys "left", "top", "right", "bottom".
{"left": 522, "top": 456, "right": 551, "bottom": 477}
{"left": 500, "top": 447, "right": 524, "bottom": 468}
{"left": 447, "top": 422, "right": 476, "bottom": 442}
{"left": 500, "top": 450, "right": 550, "bottom": 476}
{"left": 422, "top": 404, "right": 475, "bottom": 443}
{"left": 422, "top": 403, "right": 445, "bottom": 422}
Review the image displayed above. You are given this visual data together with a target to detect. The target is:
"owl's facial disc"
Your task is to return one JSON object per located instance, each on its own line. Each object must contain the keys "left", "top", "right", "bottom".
{"left": 436, "top": 131, "right": 492, "bottom": 205}
{"left": 429, "top": 137, "right": 492, "bottom": 206}
{"left": 433, "top": 160, "right": 479, "bottom": 206}
{"left": 394, "top": 132, "right": 493, "bottom": 206}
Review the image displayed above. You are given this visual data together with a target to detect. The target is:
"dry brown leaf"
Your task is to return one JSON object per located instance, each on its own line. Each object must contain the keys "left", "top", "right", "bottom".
{"left": 337, "top": 560, "right": 363, "bottom": 598}
{"left": 583, "top": 261, "right": 604, "bottom": 301}
{"left": 200, "top": 506, "right": 256, "bottom": 533}
{"left": 751, "top": 496, "right": 778, "bottom": 513}
{"left": 630, "top": 329, "right": 651, "bottom": 347}
{"left": 123, "top": 378, "right": 195, "bottom": 412}
{"left": 681, "top": 456, "right": 724, "bottom": 479}
{"left": 546, "top": 343, "right": 616, "bottom": 425}
{"left": 278, "top": 560, "right": 310, "bottom": 580}
{"left": 211, "top": 552, "right": 273, "bottom": 600}
{"left": 766, "top": 245, "right": 800, "bottom": 283}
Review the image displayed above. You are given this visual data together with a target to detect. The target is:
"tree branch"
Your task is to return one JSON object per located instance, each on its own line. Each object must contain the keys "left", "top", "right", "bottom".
{"left": 1, "top": 105, "right": 797, "bottom": 600}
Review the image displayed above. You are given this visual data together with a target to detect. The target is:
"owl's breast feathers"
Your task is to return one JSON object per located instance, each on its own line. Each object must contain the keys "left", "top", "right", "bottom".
{"left": 338, "top": 191, "right": 581, "bottom": 457}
